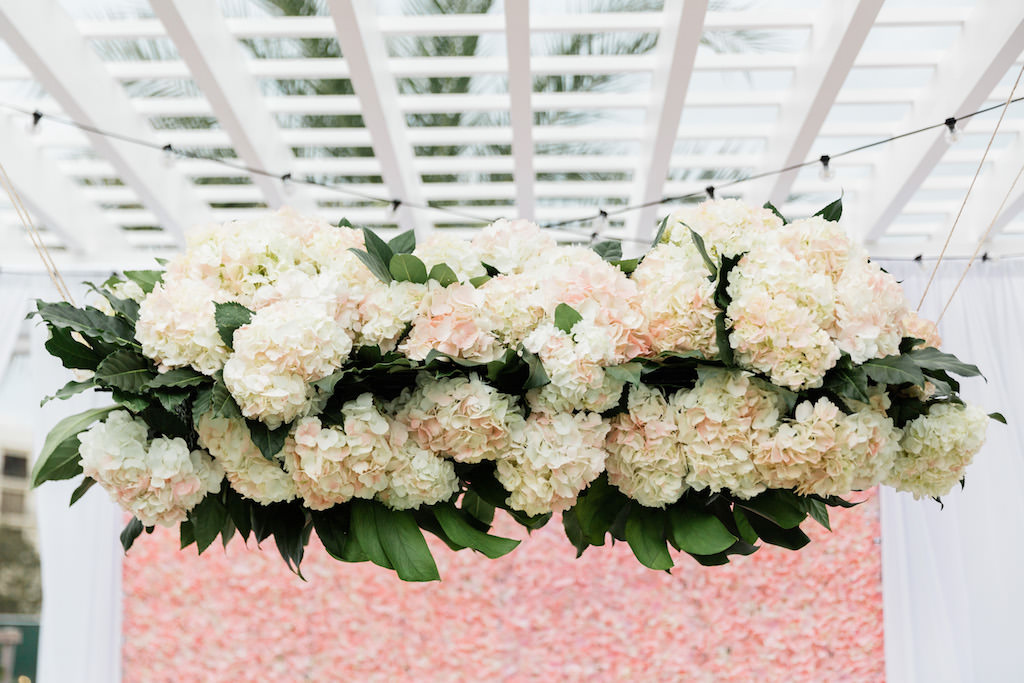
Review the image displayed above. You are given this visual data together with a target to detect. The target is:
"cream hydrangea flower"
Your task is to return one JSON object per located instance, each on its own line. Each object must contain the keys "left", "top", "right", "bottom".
{"left": 833, "top": 258, "right": 907, "bottom": 363}
{"left": 196, "top": 413, "right": 297, "bottom": 504}
{"left": 413, "top": 233, "right": 487, "bottom": 282}
{"left": 284, "top": 394, "right": 395, "bottom": 510}
{"left": 377, "top": 425, "right": 459, "bottom": 510}
{"left": 676, "top": 369, "right": 780, "bottom": 499}
{"left": 400, "top": 283, "right": 501, "bottom": 362}
{"left": 632, "top": 243, "right": 718, "bottom": 358}
{"left": 727, "top": 247, "right": 840, "bottom": 389}
{"left": 496, "top": 411, "right": 610, "bottom": 516}
{"left": 393, "top": 373, "right": 524, "bottom": 464}
{"left": 356, "top": 280, "right": 429, "bottom": 352}
{"left": 659, "top": 198, "right": 782, "bottom": 259}
{"left": 605, "top": 384, "right": 689, "bottom": 507}
{"left": 478, "top": 274, "right": 547, "bottom": 346}
{"left": 471, "top": 218, "right": 557, "bottom": 274}
{"left": 80, "top": 411, "right": 223, "bottom": 527}
{"left": 899, "top": 309, "right": 943, "bottom": 350}
{"left": 886, "top": 402, "right": 988, "bottom": 499}
{"left": 523, "top": 321, "right": 625, "bottom": 414}
{"left": 775, "top": 215, "right": 855, "bottom": 284}
{"left": 136, "top": 279, "right": 230, "bottom": 375}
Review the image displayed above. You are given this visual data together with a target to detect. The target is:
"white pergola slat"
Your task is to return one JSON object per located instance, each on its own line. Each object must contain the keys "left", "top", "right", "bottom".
{"left": 741, "top": 0, "right": 884, "bottom": 206}
{"left": 505, "top": 0, "right": 534, "bottom": 221}
{"left": 626, "top": 0, "right": 709, "bottom": 243}
{"left": 0, "top": 0, "right": 214, "bottom": 245}
{"left": 151, "top": 0, "right": 316, "bottom": 213}
{"left": 858, "top": 1, "right": 1024, "bottom": 244}
{"left": 0, "top": 114, "right": 123, "bottom": 256}
{"left": 950, "top": 130, "right": 1024, "bottom": 251}
{"left": 325, "top": 0, "right": 429, "bottom": 236}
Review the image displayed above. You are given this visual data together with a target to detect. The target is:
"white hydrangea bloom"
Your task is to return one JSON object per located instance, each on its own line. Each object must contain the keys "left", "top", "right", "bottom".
{"left": 727, "top": 247, "right": 840, "bottom": 389}
{"left": 196, "top": 413, "right": 297, "bottom": 505}
{"left": 393, "top": 373, "right": 524, "bottom": 463}
{"left": 833, "top": 258, "right": 908, "bottom": 363}
{"left": 659, "top": 198, "right": 782, "bottom": 259}
{"left": 496, "top": 411, "right": 610, "bottom": 516}
{"left": 478, "top": 274, "right": 547, "bottom": 346}
{"left": 413, "top": 233, "right": 487, "bottom": 282}
{"left": 377, "top": 434, "right": 459, "bottom": 511}
{"left": 223, "top": 297, "right": 354, "bottom": 429}
{"left": 632, "top": 243, "right": 718, "bottom": 358}
{"left": 886, "top": 402, "right": 989, "bottom": 499}
{"left": 356, "top": 280, "right": 428, "bottom": 352}
{"left": 136, "top": 279, "right": 230, "bottom": 375}
{"left": 400, "top": 283, "right": 501, "bottom": 362}
{"left": 284, "top": 395, "right": 395, "bottom": 510}
{"left": 605, "top": 385, "right": 689, "bottom": 507}
{"left": 80, "top": 411, "right": 223, "bottom": 527}
{"left": 676, "top": 369, "right": 780, "bottom": 500}
{"left": 471, "top": 218, "right": 557, "bottom": 274}
{"left": 775, "top": 216, "right": 855, "bottom": 284}
{"left": 523, "top": 321, "right": 625, "bottom": 414}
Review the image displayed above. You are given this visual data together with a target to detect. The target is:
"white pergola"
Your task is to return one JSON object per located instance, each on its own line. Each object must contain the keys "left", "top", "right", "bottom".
{"left": 0, "top": 0, "right": 1022, "bottom": 268}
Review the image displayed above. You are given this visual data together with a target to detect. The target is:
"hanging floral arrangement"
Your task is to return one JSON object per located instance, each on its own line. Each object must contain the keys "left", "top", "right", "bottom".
{"left": 31, "top": 198, "right": 1000, "bottom": 580}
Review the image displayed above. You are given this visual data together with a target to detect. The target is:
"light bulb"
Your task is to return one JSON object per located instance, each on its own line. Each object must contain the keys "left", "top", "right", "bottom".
{"left": 944, "top": 117, "right": 960, "bottom": 144}
{"left": 26, "top": 110, "right": 42, "bottom": 135}
{"left": 281, "top": 172, "right": 295, "bottom": 195}
{"left": 818, "top": 155, "right": 835, "bottom": 182}
{"left": 161, "top": 144, "right": 176, "bottom": 167}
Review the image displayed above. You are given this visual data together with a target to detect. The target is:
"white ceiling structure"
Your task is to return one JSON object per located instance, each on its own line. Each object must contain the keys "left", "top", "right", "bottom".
{"left": 0, "top": 0, "right": 1021, "bottom": 269}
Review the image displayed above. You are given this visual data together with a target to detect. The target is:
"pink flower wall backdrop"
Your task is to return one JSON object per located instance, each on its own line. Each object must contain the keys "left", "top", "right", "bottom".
{"left": 123, "top": 495, "right": 883, "bottom": 682}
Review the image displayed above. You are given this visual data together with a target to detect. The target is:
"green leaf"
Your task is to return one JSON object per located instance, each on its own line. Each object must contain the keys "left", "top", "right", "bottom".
{"left": 31, "top": 406, "right": 117, "bottom": 487}
{"left": 268, "top": 502, "right": 310, "bottom": 577}
{"left": 188, "top": 492, "right": 228, "bottom": 554}
{"left": 592, "top": 240, "right": 622, "bottom": 261}
{"left": 554, "top": 303, "right": 583, "bottom": 334}
{"left": 713, "top": 254, "right": 742, "bottom": 311}
{"left": 428, "top": 263, "right": 459, "bottom": 286}
{"left": 461, "top": 490, "right": 495, "bottom": 527}
{"left": 349, "top": 499, "right": 393, "bottom": 569}
{"left": 813, "top": 197, "right": 843, "bottom": 222}
{"left": 387, "top": 229, "right": 416, "bottom": 254}
{"left": 311, "top": 506, "right": 355, "bottom": 562}
{"left": 374, "top": 506, "right": 440, "bottom": 582}
{"left": 763, "top": 201, "right": 789, "bottom": 225}
{"left": 520, "top": 348, "right": 550, "bottom": 390}
{"left": 906, "top": 347, "right": 983, "bottom": 379}
{"left": 651, "top": 214, "right": 670, "bottom": 246}
{"left": 744, "top": 514, "right": 811, "bottom": 550}
{"left": 361, "top": 227, "right": 395, "bottom": 269}
{"left": 714, "top": 312, "right": 734, "bottom": 366}
{"left": 736, "top": 490, "right": 807, "bottom": 529}
{"left": 989, "top": 412, "right": 1007, "bottom": 424}
{"left": 571, "top": 474, "right": 630, "bottom": 547}
{"left": 388, "top": 253, "right": 429, "bottom": 284}
{"left": 112, "top": 389, "right": 150, "bottom": 413}
{"left": 180, "top": 519, "right": 195, "bottom": 549}
{"left": 824, "top": 355, "right": 871, "bottom": 403}
{"left": 35, "top": 301, "right": 138, "bottom": 348}
{"left": 468, "top": 274, "right": 491, "bottom": 288}
{"left": 147, "top": 367, "right": 207, "bottom": 389}
{"left": 433, "top": 502, "right": 520, "bottom": 559}
{"left": 348, "top": 247, "right": 394, "bottom": 284}
{"left": 120, "top": 517, "right": 144, "bottom": 552}
{"left": 667, "top": 505, "right": 738, "bottom": 555}
{"left": 481, "top": 262, "right": 500, "bottom": 277}
{"left": 209, "top": 379, "right": 242, "bottom": 420}
{"left": 44, "top": 327, "right": 104, "bottom": 370}
{"left": 862, "top": 354, "right": 926, "bottom": 388}
{"left": 732, "top": 507, "right": 759, "bottom": 545}
{"left": 225, "top": 488, "right": 252, "bottom": 542}
{"left": 688, "top": 228, "right": 718, "bottom": 280}
{"left": 42, "top": 378, "right": 96, "bottom": 405}
{"left": 625, "top": 506, "right": 673, "bottom": 571}
{"left": 245, "top": 419, "right": 289, "bottom": 461}
{"left": 122, "top": 269, "right": 163, "bottom": 294}
{"left": 338, "top": 217, "right": 354, "bottom": 229}
{"left": 69, "top": 477, "right": 96, "bottom": 506}
{"left": 192, "top": 386, "right": 213, "bottom": 426}
{"left": 605, "top": 362, "right": 642, "bottom": 385}
{"left": 214, "top": 302, "right": 253, "bottom": 350}
{"left": 95, "top": 350, "right": 155, "bottom": 393}
{"left": 800, "top": 497, "right": 831, "bottom": 530}
{"left": 610, "top": 258, "right": 639, "bottom": 274}
{"left": 87, "top": 283, "right": 140, "bottom": 322}
{"left": 562, "top": 507, "right": 588, "bottom": 557}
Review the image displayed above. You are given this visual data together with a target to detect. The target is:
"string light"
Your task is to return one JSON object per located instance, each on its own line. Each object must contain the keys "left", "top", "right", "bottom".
{"left": 818, "top": 154, "right": 834, "bottom": 182}
{"left": 25, "top": 110, "right": 42, "bottom": 135}
{"left": 280, "top": 172, "right": 294, "bottom": 195}
{"left": 389, "top": 199, "right": 402, "bottom": 218}
{"left": 161, "top": 143, "right": 176, "bottom": 168}
{"left": 944, "top": 117, "right": 961, "bottom": 144}
{"left": 705, "top": 185, "right": 715, "bottom": 199}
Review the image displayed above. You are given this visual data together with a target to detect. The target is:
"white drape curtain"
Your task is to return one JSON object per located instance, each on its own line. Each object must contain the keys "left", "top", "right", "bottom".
{"left": 0, "top": 273, "right": 123, "bottom": 683}
{"left": 879, "top": 259, "right": 1024, "bottom": 683}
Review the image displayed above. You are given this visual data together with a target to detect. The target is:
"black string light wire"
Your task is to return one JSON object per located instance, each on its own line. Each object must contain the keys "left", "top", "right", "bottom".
{"left": 0, "top": 96, "right": 1022, "bottom": 243}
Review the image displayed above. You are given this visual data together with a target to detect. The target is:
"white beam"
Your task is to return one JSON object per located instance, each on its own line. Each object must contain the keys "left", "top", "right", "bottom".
{"left": 626, "top": 0, "right": 709, "bottom": 242}
{"left": 0, "top": 0, "right": 213, "bottom": 245}
{"left": 859, "top": 0, "right": 1024, "bottom": 244}
{"left": 327, "top": 0, "right": 432, "bottom": 237}
{"left": 948, "top": 131, "right": 1024, "bottom": 250}
{"left": 0, "top": 114, "right": 125, "bottom": 256}
{"left": 742, "top": 0, "right": 883, "bottom": 206}
{"left": 505, "top": 0, "right": 534, "bottom": 220}
{"left": 151, "top": 0, "right": 316, "bottom": 213}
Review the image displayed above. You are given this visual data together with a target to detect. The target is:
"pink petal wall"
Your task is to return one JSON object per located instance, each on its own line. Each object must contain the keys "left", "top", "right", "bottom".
{"left": 123, "top": 495, "right": 884, "bottom": 682}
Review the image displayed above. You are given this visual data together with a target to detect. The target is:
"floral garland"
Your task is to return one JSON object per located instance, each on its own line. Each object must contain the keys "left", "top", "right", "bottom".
{"left": 31, "top": 198, "right": 1000, "bottom": 581}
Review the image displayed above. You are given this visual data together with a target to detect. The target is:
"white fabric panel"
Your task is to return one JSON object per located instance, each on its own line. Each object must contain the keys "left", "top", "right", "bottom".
{"left": 4, "top": 274, "right": 124, "bottom": 683}
{"left": 0, "top": 275, "right": 30, "bottom": 385}
{"left": 880, "top": 260, "right": 1024, "bottom": 683}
